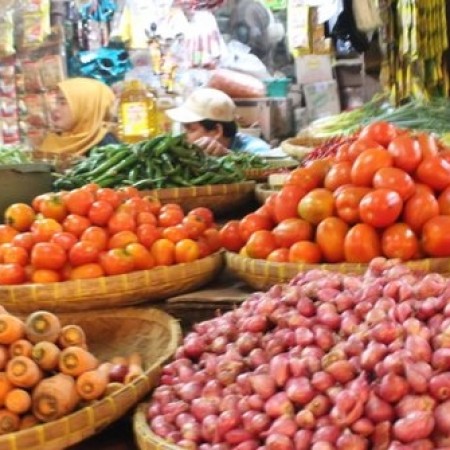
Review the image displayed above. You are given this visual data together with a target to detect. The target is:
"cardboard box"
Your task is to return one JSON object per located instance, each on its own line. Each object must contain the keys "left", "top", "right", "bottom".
{"left": 295, "top": 54, "right": 333, "bottom": 85}
{"left": 303, "top": 80, "right": 341, "bottom": 121}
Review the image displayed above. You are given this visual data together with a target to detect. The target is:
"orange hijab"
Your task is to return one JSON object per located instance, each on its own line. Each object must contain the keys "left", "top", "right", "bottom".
{"left": 39, "top": 78, "right": 116, "bottom": 156}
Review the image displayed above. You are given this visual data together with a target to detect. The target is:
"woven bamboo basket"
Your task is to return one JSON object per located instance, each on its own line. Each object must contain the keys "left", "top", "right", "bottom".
{"left": 244, "top": 160, "right": 298, "bottom": 182}
{"left": 134, "top": 402, "right": 181, "bottom": 450}
{"left": 280, "top": 133, "right": 330, "bottom": 161}
{"left": 0, "top": 252, "right": 224, "bottom": 314}
{"left": 140, "top": 181, "right": 255, "bottom": 216}
{"left": 0, "top": 307, "right": 181, "bottom": 450}
{"left": 254, "top": 183, "right": 280, "bottom": 204}
{"left": 225, "top": 251, "right": 450, "bottom": 291}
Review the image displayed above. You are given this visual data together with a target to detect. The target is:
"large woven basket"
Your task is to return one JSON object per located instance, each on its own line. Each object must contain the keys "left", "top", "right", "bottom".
{"left": 0, "top": 307, "right": 181, "bottom": 450}
{"left": 134, "top": 403, "right": 181, "bottom": 450}
{"left": 140, "top": 181, "right": 255, "bottom": 216}
{"left": 280, "top": 133, "right": 330, "bottom": 161}
{"left": 254, "top": 183, "right": 280, "bottom": 204}
{"left": 0, "top": 252, "right": 224, "bottom": 314}
{"left": 244, "top": 160, "right": 298, "bottom": 182}
{"left": 225, "top": 251, "right": 450, "bottom": 291}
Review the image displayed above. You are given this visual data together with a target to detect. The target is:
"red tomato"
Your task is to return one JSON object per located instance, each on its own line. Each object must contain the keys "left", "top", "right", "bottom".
{"left": 285, "top": 167, "right": 321, "bottom": 192}
{"left": 88, "top": 200, "right": 115, "bottom": 226}
{"left": 69, "top": 241, "right": 100, "bottom": 267}
{"left": 344, "top": 223, "right": 382, "bottom": 263}
{"left": 350, "top": 148, "right": 393, "bottom": 187}
{"left": 136, "top": 212, "right": 157, "bottom": 226}
{"left": 387, "top": 135, "right": 422, "bottom": 173}
{"left": 141, "top": 195, "right": 162, "bottom": 215}
{"left": 415, "top": 155, "right": 450, "bottom": 192}
{"left": 117, "top": 186, "right": 140, "bottom": 200}
{"left": 187, "top": 207, "right": 214, "bottom": 227}
{"left": 174, "top": 239, "right": 201, "bottom": 263}
{"left": 158, "top": 207, "right": 185, "bottom": 228}
{"left": 219, "top": 220, "right": 245, "bottom": 252}
{"left": 80, "top": 226, "right": 109, "bottom": 251}
{"left": 272, "top": 218, "right": 313, "bottom": 248}
{"left": 50, "top": 231, "right": 78, "bottom": 251}
{"left": 0, "top": 263, "right": 26, "bottom": 285}
{"left": 202, "top": 227, "right": 222, "bottom": 253}
{"left": 416, "top": 132, "right": 439, "bottom": 158}
{"left": 136, "top": 224, "right": 162, "bottom": 248}
{"left": 182, "top": 215, "right": 208, "bottom": 239}
{"left": 359, "top": 189, "right": 403, "bottom": 228}
{"left": 95, "top": 188, "right": 122, "bottom": 209}
{"left": 108, "top": 212, "right": 136, "bottom": 235}
{"left": 239, "top": 213, "right": 273, "bottom": 242}
{"left": 245, "top": 230, "right": 277, "bottom": 259}
{"left": 437, "top": 186, "right": 450, "bottom": 215}
{"left": 64, "top": 188, "right": 95, "bottom": 216}
{"left": 422, "top": 215, "right": 450, "bottom": 257}
{"left": 273, "top": 186, "right": 306, "bottom": 223}
{"left": 31, "top": 242, "right": 67, "bottom": 270}
{"left": 2, "top": 245, "right": 28, "bottom": 266}
{"left": 403, "top": 186, "right": 439, "bottom": 233}
{"left": 108, "top": 231, "right": 139, "bottom": 249}
{"left": 162, "top": 225, "right": 189, "bottom": 244}
{"left": 62, "top": 214, "right": 91, "bottom": 237}
{"left": 99, "top": 248, "right": 135, "bottom": 275}
{"left": 323, "top": 162, "right": 352, "bottom": 192}
{"left": 359, "top": 121, "right": 398, "bottom": 147}
{"left": 381, "top": 223, "right": 420, "bottom": 261}
{"left": 334, "top": 186, "right": 372, "bottom": 225}
{"left": 11, "top": 232, "right": 35, "bottom": 251}
{"left": 347, "top": 138, "right": 385, "bottom": 163}
{"left": 372, "top": 167, "right": 416, "bottom": 201}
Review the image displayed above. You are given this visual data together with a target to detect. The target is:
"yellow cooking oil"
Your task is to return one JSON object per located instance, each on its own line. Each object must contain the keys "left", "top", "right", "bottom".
{"left": 118, "top": 79, "right": 158, "bottom": 143}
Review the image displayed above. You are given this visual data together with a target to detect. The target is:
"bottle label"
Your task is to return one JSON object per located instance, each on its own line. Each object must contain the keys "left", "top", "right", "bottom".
{"left": 121, "top": 102, "right": 149, "bottom": 137}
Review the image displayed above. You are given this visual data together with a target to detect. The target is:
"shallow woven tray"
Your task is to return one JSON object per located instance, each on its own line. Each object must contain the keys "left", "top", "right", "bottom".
{"left": 0, "top": 307, "right": 181, "bottom": 450}
{"left": 0, "top": 252, "right": 224, "bottom": 314}
{"left": 140, "top": 181, "right": 255, "bottom": 216}
{"left": 280, "top": 133, "right": 330, "bottom": 161}
{"left": 254, "top": 183, "right": 280, "bottom": 204}
{"left": 225, "top": 251, "right": 450, "bottom": 291}
{"left": 244, "top": 160, "right": 298, "bottom": 182}
{"left": 134, "top": 402, "right": 181, "bottom": 450}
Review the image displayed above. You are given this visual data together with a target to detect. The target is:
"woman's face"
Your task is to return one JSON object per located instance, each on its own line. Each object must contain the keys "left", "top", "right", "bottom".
{"left": 183, "top": 122, "right": 222, "bottom": 144}
{"left": 49, "top": 90, "right": 75, "bottom": 132}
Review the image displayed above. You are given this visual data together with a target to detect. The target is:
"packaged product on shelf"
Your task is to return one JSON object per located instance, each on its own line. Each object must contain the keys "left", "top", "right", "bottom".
{"left": 39, "top": 54, "right": 66, "bottom": 89}
{"left": 0, "top": 11, "right": 14, "bottom": 58}
{"left": 22, "top": 61, "right": 44, "bottom": 92}
{"left": 23, "top": 93, "right": 48, "bottom": 128}
{"left": 0, "top": 66, "right": 17, "bottom": 99}
{"left": 21, "top": 12, "right": 50, "bottom": 48}
{"left": 0, "top": 97, "right": 18, "bottom": 118}
{"left": 2, "top": 117, "right": 20, "bottom": 144}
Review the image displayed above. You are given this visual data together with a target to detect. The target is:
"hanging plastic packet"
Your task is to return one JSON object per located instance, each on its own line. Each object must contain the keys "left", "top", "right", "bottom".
{"left": 0, "top": 11, "right": 14, "bottom": 58}
{"left": 20, "top": 0, "right": 51, "bottom": 48}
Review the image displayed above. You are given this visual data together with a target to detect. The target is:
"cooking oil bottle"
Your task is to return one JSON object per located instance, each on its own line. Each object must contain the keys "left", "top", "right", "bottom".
{"left": 118, "top": 79, "right": 159, "bottom": 143}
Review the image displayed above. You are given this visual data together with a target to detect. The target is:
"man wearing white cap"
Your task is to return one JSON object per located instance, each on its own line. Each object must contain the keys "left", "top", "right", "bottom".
{"left": 166, "top": 88, "right": 270, "bottom": 156}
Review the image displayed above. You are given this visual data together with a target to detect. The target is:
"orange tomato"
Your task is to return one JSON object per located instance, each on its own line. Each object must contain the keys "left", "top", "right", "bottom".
{"left": 62, "top": 214, "right": 91, "bottom": 237}
{"left": 88, "top": 200, "right": 115, "bottom": 226}
{"left": 344, "top": 223, "right": 381, "bottom": 263}
{"left": 30, "top": 218, "right": 63, "bottom": 242}
{"left": 4, "top": 203, "right": 36, "bottom": 232}
{"left": 99, "top": 248, "right": 135, "bottom": 275}
{"left": 31, "top": 242, "right": 67, "bottom": 270}
{"left": 31, "top": 193, "right": 50, "bottom": 213}
{"left": 202, "top": 227, "right": 222, "bottom": 253}
{"left": 316, "top": 217, "right": 349, "bottom": 263}
{"left": 31, "top": 269, "right": 61, "bottom": 284}
{"left": 387, "top": 135, "right": 422, "bottom": 173}
{"left": 285, "top": 167, "right": 321, "bottom": 191}
{"left": 162, "top": 225, "right": 189, "bottom": 243}
{"left": 182, "top": 215, "right": 208, "bottom": 239}
{"left": 403, "top": 186, "right": 439, "bottom": 233}
{"left": 350, "top": 148, "right": 393, "bottom": 187}
{"left": 68, "top": 241, "right": 100, "bottom": 267}
{"left": 303, "top": 159, "right": 332, "bottom": 183}
{"left": 125, "top": 243, "right": 155, "bottom": 270}
{"left": 174, "top": 239, "right": 201, "bottom": 264}
{"left": 0, "top": 263, "right": 26, "bottom": 285}
{"left": 219, "top": 220, "right": 245, "bottom": 252}
{"left": 323, "top": 162, "right": 352, "bottom": 191}
{"left": 334, "top": 142, "right": 352, "bottom": 162}
{"left": 239, "top": 213, "right": 273, "bottom": 242}
{"left": 359, "top": 189, "right": 403, "bottom": 228}
{"left": 272, "top": 218, "right": 313, "bottom": 248}
{"left": 266, "top": 248, "right": 290, "bottom": 263}
{"left": 381, "top": 223, "right": 420, "bottom": 261}
{"left": 108, "top": 212, "right": 136, "bottom": 235}
{"left": 347, "top": 138, "right": 384, "bottom": 163}
{"left": 415, "top": 155, "right": 450, "bottom": 192}
{"left": 359, "top": 121, "right": 398, "bottom": 147}
{"left": 108, "top": 230, "right": 139, "bottom": 249}
{"left": 372, "top": 167, "right": 416, "bottom": 201}
{"left": 335, "top": 186, "right": 372, "bottom": 225}
{"left": 2, "top": 245, "right": 28, "bottom": 266}
{"left": 136, "top": 211, "right": 157, "bottom": 226}
{"left": 117, "top": 186, "right": 140, "bottom": 200}
{"left": 273, "top": 185, "right": 307, "bottom": 223}
{"left": 437, "top": 186, "right": 450, "bottom": 215}
{"left": 158, "top": 207, "right": 185, "bottom": 228}
{"left": 80, "top": 226, "right": 109, "bottom": 251}
{"left": 187, "top": 207, "right": 215, "bottom": 228}
{"left": 298, "top": 188, "right": 335, "bottom": 225}
{"left": 288, "top": 241, "right": 322, "bottom": 264}
{"left": 245, "top": 230, "right": 277, "bottom": 259}
{"left": 39, "top": 194, "right": 68, "bottom": 222}
{"left": 151, "top": 238, "right": 176, "bottom": 266}
{"left": 119, "top": 197, "right": 152, "bottom": 216}
{"left": 136, "top": 224, "right": 162, "bottom": 248}
{"left": 421, "top": 215, "right": 450, "bottom": 257}
{"left": 49, "top": 231, "right": 78, "bottom": 251}
{"left": 95, "top": 187, "right": 122, "bottom": 209}
{"left": 141, "top": 195, "right": 162, "bottom": 216}
{"left": 416, "top": 132, "right": 439, "bottom": 159}
{"left": 63, "top": 188, "right": 95, "bottom": 216}
{"left": 68, "top": 263, "right": 105, "bottom": 280}
{"left": 11, "top": 232, "right": 35, "bottom": 251}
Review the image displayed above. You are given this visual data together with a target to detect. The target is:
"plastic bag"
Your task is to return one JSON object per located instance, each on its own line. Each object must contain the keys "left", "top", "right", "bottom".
{"left": 207, "top": 68, "right": 266, "bottom": 99}
{"left": 352, "top": 0, "right": 381, "bottom": 33}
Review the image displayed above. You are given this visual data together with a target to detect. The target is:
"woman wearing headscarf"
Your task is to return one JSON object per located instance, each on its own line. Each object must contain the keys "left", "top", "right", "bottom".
{"left": 39, "top": 77, "right": 118, "bottom": 157}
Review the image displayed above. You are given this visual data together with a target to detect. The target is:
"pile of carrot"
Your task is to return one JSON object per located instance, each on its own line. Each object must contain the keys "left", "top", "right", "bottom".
{"left": 0, "top": 307, "right": 143, "bottom": 434}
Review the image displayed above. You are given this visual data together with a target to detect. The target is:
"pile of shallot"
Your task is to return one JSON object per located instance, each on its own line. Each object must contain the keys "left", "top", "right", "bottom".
{"left": 147, "top": 258, "right": 450, "bottom": 449}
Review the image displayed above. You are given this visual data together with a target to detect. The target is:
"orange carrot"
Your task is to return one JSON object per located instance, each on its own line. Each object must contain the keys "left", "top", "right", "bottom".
{"left": 58, "top": 324, "right": 87, "bottom": 349}
{"left": 24, "top": 310, "right": 61, "bottom": 344}
{"left": 32, "top": 373, "right": 79, "bottom": 422}
{"left": 124, "top": 352, "right": 144, "bottom": 384}
{"left": 76, "top": 363, "right": 112, "bottom": 401}
{"left": 5, "top": 388, "right": 31, "bottom": 414}
{"left": 0, "top": 409, "right": 20, "bottom": 434}
{"left": 104, "top": 382, "right": 125, "bottom": 396}
{"left": 58, "top": 346, "right": 98, "bottom": 377}
{"left": 9, "top": 339, "right": 33, "bottom": 358}
{"left": 0, "top": 314, "right": 25, "bottom": 345}
{"left": 6, "top": 356, "right": 43, "bottom": 388}
{"left": 31, "top": 341, "right": 60, "bottom": 371}
{"left": 19, "top": 414, "right": 39, "bottom": 430}
{"left": 0, "top": 345, "right": 9, "bottom": 371}
{"left": 0, "top": 373, "right": 13, "bottom": 407}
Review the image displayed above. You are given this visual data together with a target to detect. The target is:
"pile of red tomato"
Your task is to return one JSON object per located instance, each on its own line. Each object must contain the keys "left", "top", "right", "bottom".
{"left": 220, "top": 122, "right": 450, "bottom": 264}
{"left": 0, "top": 185, "right": 221, "bottom": 285}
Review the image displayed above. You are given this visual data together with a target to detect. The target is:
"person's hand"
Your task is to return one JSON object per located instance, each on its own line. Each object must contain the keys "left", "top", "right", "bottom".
{"left": 194, "top": 137, "right": 231, "bottom": 156}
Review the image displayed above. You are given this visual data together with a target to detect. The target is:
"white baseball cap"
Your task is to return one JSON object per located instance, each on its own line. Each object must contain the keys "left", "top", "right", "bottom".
{"left": 166, "top": 88, "right": 236, "bottom": 123}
